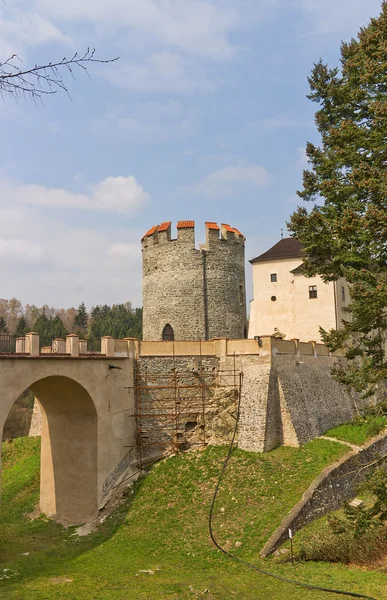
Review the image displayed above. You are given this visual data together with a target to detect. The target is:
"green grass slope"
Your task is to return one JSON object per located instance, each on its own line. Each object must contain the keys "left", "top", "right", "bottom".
{"left": 324, "top": 415, "right": 387, "bottom": 446}
{"left": 1, "top": 437, "right": 386, "bottom": 600}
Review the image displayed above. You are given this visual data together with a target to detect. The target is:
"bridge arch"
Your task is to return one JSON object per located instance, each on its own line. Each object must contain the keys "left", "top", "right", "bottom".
{"left": 3, "top": 375, "right": 98, "bottom": 524}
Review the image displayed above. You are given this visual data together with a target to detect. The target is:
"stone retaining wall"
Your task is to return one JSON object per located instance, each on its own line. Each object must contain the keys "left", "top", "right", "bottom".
{"left": 260, "top": 431, "right": 387, "bottom": 557}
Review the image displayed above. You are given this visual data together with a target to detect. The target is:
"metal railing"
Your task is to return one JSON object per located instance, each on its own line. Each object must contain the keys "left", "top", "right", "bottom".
{"left": 0, "top": 334, "right": 103, "bottom": 356}
{"left": 83, "top": 338, "right": 101, "bottom": 354}
{"left": 0, "top": 335, "right": 27, "bottom": 354}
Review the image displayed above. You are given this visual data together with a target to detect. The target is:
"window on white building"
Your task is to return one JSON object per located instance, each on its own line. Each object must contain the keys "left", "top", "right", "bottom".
{"left": 342, "top": 286, "right": 345, "bottom": 301}
{"left": 270, "top": 273, "right": 277, "bottom": 282}
{"left": 309, "top": 285, "right": 318, "bottom": 299}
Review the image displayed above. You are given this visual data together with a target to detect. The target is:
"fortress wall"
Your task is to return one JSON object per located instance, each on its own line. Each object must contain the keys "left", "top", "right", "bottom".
{"left": 273, "top": 353, "right": 368, "bottom": 446}
{"left": 132, "top": 337, "right": 372, "bottom": 454}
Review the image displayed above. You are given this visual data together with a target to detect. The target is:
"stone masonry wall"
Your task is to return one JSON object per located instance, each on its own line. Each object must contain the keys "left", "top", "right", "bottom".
{"left": 205, "top": 227, "right": 247, "bottom": 340}
{"left": 142, "top": 222, "right": 247, "bottom": 341}
{"left": 135, "top": 355, "right": 240, "bottom": 461}
{"left": 237, "top": 348, "right": 371, "bottom": 453}
{"left": 275, "top": 353, "right": 369, "bottom": 444}
{"left": 142, "top": 226, "right": 206, "bottom": 341}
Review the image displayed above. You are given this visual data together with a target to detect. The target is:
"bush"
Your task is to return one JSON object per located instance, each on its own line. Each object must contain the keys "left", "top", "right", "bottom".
{"left": 299, "top": 527, "right": 387, "bottom": 565}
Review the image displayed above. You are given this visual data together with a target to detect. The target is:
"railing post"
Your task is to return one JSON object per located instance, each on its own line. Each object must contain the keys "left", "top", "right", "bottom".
{"left": 26, "top": 332, "right": 39, "bottom": 356}
{"left": 101, "top": 336, "right": 115, "bottom": 357}
{"left": 66, "top": 334, "right": 79, "bottom": 357}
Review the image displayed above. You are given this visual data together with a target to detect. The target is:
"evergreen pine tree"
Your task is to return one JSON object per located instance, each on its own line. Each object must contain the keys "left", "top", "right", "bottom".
{"left": 289, "top": 3, "right": 387, "bottom": 395}
{"left": 51, "top": 315, "right": 68, "bottom": 339}
{"left": 15, "top": 316, "right": 29, "bottom": 337}
{"left": 0, "top": 316, "right": 8, "bottom": 334}
{"left": 33, "top": 311, "right": 52, "bottom": 340}
{"left": 74, "top": 302, "right": 88, "bottom": 333}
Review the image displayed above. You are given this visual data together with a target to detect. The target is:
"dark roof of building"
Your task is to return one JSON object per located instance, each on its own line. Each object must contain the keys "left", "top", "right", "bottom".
{"left": 250, "top": 237, "right": 304, "bottom": 264}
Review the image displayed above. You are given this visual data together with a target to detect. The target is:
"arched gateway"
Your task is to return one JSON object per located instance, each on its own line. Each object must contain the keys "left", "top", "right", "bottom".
{"left": 0, "top": 347, "right": 136, "bottom": 524}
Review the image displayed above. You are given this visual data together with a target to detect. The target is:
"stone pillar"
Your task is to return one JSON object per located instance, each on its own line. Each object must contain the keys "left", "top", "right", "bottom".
{"left": 101, "top": 336, "right": 115, "bottom": 357}
{"left": 26, "top": 332, "right": 39, "bottom": 356}
{"left": 66, "top": 334, "right": 79, "bottom": 357}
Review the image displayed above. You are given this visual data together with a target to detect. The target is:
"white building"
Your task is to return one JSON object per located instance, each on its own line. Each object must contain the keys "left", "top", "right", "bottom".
{"left": 248, "top": 238, "right": 350, "bottom": 342}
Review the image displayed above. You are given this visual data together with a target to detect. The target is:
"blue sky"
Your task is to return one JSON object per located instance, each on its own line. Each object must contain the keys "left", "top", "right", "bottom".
{"left": 0, "top": 0, "right": 383, "bottom": 310}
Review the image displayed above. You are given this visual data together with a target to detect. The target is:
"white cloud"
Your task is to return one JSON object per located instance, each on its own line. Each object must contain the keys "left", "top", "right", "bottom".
{"left": 35, "top": 0, "right": 240, "bottom": 60}
{"left": 0, "top": 238, "right": 43, "bottom": 262}
{"left": 194, "top": 164, "right": 272, "bottom": 197}
{"left": 92, "top": 176, "right": 148, "bottom": 213}
{"left": 7, "top": 175, "right": 148, "bottom": 214}
{"left": 0, "top": 6, "right": 70, "bottom": 58}
{"left": 0, "top": 212, "right": 143, "bottom": 307}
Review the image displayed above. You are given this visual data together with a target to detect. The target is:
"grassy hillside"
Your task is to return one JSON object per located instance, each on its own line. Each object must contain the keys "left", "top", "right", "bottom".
{"left": 324, "top": 415, "right": 387, "bottom": 446}
{"left": 1, "top": 437, "right": 386, "bottom": 599}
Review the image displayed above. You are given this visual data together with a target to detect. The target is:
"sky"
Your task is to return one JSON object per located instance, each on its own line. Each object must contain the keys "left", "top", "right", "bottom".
{"left": 0, "top": 0, "right": 383, "bottom": 311}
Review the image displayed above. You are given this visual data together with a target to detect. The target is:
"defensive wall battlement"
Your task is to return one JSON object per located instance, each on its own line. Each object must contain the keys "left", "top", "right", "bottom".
{"left": 0, "top": 332, "right": 341, "bottom": 360}
{"left": 141, "top": 221, "right": 247, "bottom": 342}
{"left": 141, "top": 221, "right": 245, "bottom": 249}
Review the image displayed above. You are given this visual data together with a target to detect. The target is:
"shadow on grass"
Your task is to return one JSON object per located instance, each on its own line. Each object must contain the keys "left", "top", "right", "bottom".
{"left": 0, "top": 437, "right": 148, "bottom": 590}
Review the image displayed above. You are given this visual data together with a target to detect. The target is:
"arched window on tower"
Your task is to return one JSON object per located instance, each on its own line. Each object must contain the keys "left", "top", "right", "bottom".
{"left": 162, "top": 324, "right": 174, "bottom": 341}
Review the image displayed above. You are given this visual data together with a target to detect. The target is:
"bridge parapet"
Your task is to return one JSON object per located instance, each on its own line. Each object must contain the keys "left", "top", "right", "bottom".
{"left": 0, "top": 333, "right": 107, "bottom": 357}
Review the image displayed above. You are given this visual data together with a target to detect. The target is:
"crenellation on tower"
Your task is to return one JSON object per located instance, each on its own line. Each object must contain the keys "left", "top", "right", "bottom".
{"left": 177, "top": 221, "right": 195, "bottom": 245}
{"left": 205, "top": 221, "right": 220, "bottom": 247}
{"left": 142, "top": 220, "right": 247, "bottom": 341}
{"left": 157, "top": 221, "right": 172, "bottom": 243}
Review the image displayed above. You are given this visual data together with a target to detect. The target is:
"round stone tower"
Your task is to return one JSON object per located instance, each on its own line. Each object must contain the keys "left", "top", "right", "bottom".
{"left": 142, "top": 221, "right": 247, "bottom": 341}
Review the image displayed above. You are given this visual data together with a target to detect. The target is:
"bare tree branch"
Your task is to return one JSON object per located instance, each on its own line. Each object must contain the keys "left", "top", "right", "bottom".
{"left": 0, "top": 48, "right": 119, "bottom": 102}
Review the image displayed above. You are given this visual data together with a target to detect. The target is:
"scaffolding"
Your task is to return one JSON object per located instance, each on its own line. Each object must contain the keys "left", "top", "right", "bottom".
{"left": 133, "top": 349, "right": 241, "bottom": 468}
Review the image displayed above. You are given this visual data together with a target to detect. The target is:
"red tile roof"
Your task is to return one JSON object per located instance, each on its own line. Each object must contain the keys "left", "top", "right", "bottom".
{"left": 158, "top": 221, "right": 172, "bottom": 232}
{"left": 222, "top": 223, "right": 234, "bottom": 233}
{"left": 177, "top": 221, "right": 194, "bottom": 228}
{"left": 142, "top": 225, "right": 158, "bottom": 241}
{"left": 233, "top": 228, "right": 244, "bottom": 238}
{"left": 205, "top": 221, "right": 220, "bottom": 230}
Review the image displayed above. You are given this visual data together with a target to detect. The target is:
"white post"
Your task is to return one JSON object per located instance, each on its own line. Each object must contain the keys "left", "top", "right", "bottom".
{"left": 26, "top": 332, "right": 39, "bottom": 356}
{"left": 101, "top": 336, "right": 115, "bottom": 357}
{"left": 66, "top": 334, "right": 79, "bottom": 357}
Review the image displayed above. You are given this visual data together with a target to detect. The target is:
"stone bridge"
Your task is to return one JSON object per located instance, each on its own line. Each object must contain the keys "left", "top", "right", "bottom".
{"left": 0, "top": 334, "right": 136, "bottom": 524}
